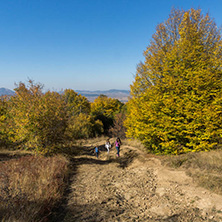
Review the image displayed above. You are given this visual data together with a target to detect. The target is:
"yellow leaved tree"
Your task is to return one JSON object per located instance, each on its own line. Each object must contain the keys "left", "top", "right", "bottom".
{"left": 91, "top": 95, "right": 124, "bottom": 134}
{"left": 62, "top": 89, "right": 103, "bottom": 139}
{"left": 8, "top": 80, "right": 67, "bottom": 153}
{"left": 0, "top": 96, "right": 12, "bottom": 147}
{"left": 125, "top": 8, "right": 222, "bottom": 154}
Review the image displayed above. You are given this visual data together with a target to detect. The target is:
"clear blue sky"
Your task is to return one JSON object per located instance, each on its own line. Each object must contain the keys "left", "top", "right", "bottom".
{"left": 1, "top": 0, "right": 222, "bottom": 91}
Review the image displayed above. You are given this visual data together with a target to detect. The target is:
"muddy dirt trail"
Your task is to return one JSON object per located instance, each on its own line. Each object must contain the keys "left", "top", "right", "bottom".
{"left": 56, "top": 140, "right": 222, "bottom": 222}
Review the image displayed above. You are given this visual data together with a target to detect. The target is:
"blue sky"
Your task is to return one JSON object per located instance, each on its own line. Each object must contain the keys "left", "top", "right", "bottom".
{"left": 1, "top": 0, "right": 222, "bottom": 91}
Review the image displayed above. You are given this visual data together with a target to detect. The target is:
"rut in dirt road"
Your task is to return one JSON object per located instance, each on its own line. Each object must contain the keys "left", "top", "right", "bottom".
{"left": 57, "top": 143, "right": 222, "bottom": 222}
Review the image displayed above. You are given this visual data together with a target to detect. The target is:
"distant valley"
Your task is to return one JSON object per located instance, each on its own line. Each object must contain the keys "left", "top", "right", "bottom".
{"left": 0, "top": 88, "right": 130, "bottom": 102}
{"left": 76, "top": 89, "right": 130, "bottom": 102}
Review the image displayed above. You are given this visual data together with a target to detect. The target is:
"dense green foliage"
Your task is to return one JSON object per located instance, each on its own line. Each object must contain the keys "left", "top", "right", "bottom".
{"left": 125, "top": 8, "right": 222, "bottom": 154}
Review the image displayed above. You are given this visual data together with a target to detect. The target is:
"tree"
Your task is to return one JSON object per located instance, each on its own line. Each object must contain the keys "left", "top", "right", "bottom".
{"left": 0, "top": 96, "right": 12, "bottom": 147}
{"left": 91, "top": 95, "right": 124, "bottom": 134}
{"left": 109, "top": 112, "right": 126, "bottom": 138}
{"left": 65, "top": 113, "right": 104, "bottom": 139}
{"left": 62, "top": 89, "right": 104, "bottom": 140}
{"left": 9, "top": 80, "right": 67, "bottom": 153}
{"left": 63, "top": 89, "right": 90, "bottom": 117}
{"left": 125, "top": 8, "right": 222, "bottom": 154}
{"left": 109, "top": 105, "right": 127, "bottom": 138}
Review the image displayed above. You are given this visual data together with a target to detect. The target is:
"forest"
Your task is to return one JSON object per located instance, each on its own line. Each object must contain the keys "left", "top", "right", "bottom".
{"left": 0, "top": 80, "right": 126, "bottom": 154}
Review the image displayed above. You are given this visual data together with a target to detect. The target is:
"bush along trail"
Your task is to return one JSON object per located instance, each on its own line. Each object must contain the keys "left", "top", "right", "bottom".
{"left": 51, "top": 140, "right": 222, "bottom": 222}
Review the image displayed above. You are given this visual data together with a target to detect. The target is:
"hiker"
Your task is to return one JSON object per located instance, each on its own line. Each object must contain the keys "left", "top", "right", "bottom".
{"left": 105, "top": 138, "right": 111, "bottom": 154}
{"left": 95, "top": 146, "right": 99, "bottom": 158}
{"left": 115, "top": 137, "right": 122, "bottom": 157}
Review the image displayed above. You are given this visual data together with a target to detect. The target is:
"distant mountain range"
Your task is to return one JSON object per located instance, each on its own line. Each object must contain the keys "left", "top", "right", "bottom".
{"left": 76, "top": 89, "right": 130, "bottom": 102}
{"left": 0, "top": 88, "right": 130, "bottom": 102}
{"left": 0, "top": 88, "right": 15, "bottom": 96}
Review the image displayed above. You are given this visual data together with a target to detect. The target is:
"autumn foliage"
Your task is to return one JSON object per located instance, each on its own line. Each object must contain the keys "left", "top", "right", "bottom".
{"left": 63, "top": 89, "right": 104, "bottom": 140}
{"left": 0, "top": 97, "right": 11, "bottom": 147}
{"left": 3, "top": 81, "right": 67, "bottom": 153}
{"left": 109, "top": 108, "right": 127, "bottom": 138}
{"left": 91, "top": 95, "right": 124, "bottom": 134}
{"left": 125, "top": 8, "right": 222, "bottom": 154}
{"left": 0, "top": 80, "right": 124, "bottom": 154}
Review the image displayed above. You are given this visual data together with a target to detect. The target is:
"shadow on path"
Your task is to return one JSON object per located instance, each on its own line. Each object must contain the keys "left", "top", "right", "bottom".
{"left": 0, "top": 153, "right": 31, "bottom": 162}
{"left": 48, "top": 144, "right": 113, "bottom": 222}
{"left": 117, "top": 149, "right": 138, "bottom": 169}
{"left": 49, "top": 144, "right": 139, "bottom": 222}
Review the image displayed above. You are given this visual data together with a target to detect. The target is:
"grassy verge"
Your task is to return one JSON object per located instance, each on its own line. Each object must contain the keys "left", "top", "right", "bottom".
{"left": 123, "top": 139, "right": 147, "bottom": 151}
{"left": 0, "top": 154, "right": 69, "bottom": 222}
{"left": 162, "top": 149, "right": 222, "bottom": 195}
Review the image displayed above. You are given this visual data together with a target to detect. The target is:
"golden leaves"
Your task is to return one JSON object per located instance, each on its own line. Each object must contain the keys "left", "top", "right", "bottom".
{"left": 126, "top": 8, "right": 222, "bottom": 154}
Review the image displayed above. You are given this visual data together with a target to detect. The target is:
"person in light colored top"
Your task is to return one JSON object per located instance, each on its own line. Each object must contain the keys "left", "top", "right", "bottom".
{"left": 105, "top": 139, "right": 111, "bottom": 154}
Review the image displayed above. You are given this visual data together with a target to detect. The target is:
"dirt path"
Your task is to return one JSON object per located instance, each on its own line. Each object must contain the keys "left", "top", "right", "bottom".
{"left": 59, "top": 142, "right": 222, "bottom": 222}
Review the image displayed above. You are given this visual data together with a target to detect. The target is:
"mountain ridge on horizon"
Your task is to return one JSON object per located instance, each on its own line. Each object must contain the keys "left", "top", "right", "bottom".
{"left": 0, "top": 87, "right": 15, "bottom": 96}
{"left": 76, "top": 89, "right": 129, "bottom": 92}
{"left": 0, "top": 87, "right": 130, "bottom": 102}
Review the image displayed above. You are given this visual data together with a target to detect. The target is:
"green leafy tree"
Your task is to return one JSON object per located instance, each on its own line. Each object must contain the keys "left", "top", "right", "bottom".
{"left": 125, "top": 8, "right": 222, "bottom": 154}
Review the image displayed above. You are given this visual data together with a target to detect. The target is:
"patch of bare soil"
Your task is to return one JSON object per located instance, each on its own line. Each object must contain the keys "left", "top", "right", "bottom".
{"left": 56, "top": 142, "right": 222, "bottom": 222}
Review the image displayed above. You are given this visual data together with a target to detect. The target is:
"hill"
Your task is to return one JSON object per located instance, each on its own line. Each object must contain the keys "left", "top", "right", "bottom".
{"left": 0, "top": 88, "right": 130, "bottom": 102}
{"left": 76, "top": 89, "right": 130, "bottom": 102}
{"left": 49, "top": 139, "right": 222, "bottom": 221}
{"left": 0, "top": 88, "right": 15, "bottom": 96}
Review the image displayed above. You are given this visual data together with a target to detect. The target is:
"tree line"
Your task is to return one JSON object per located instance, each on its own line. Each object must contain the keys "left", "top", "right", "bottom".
{"left": 0, "top": 80, "right": 126, "bottom": 154}
{"left": 1, "top": 8, "right": 222, "bottom": 155}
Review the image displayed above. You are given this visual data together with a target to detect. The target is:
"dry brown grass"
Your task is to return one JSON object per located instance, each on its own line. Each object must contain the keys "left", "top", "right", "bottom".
{"left": 123, "top": 138, "right": 147, "bottom": 151}
{"left": 163, "top": 149, "right": 222, "bottom": 195}
{"left": 0, "top": 154, "right": 69, "bottom": 222}
{"left": 77, "top": 136, "right": 108, "bottom": 146}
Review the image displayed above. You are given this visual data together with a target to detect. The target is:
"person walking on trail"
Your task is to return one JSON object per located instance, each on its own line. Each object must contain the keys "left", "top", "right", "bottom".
{"left": 105, "top": 138, "right": 111, "bottom": 154}
{"left": 95, "top": 146, "right": 99, "bottom": 158}
{"left": 115, "top": 137, "right": 121, "bottom": 157}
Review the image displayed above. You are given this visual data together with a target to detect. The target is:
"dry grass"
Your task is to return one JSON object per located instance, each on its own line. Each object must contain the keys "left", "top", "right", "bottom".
{"left": 0, "top": 154, "right": 69, "bottom": 222}
{"left": 163, "top": 149, "right": 222, "bottom": 195}
{"left": 77, "top": 136, "right": 108, "bottom": 146}
{"left": 123, "top": 138, "right": 147, "bottom": 151}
